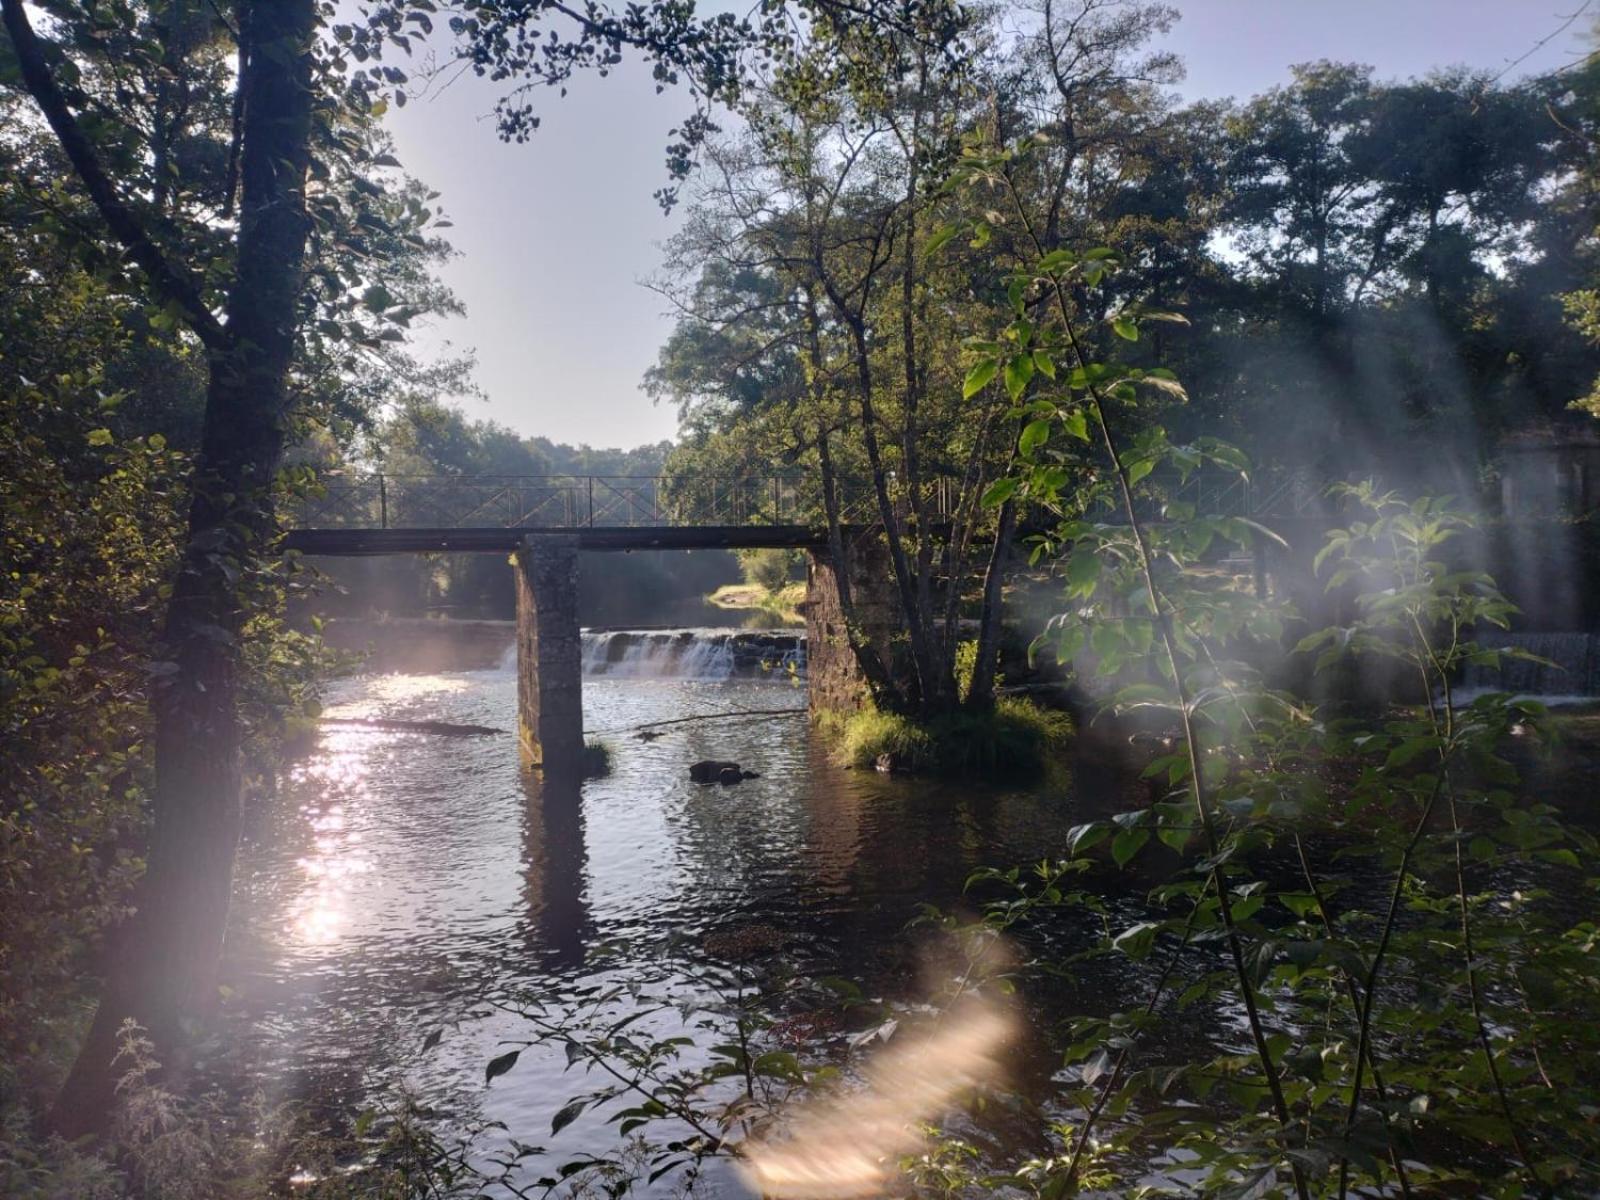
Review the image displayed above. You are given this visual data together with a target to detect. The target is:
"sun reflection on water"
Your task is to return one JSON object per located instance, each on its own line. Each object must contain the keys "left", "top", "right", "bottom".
{"left": 284, "top": 725, "right": 380, "bottom": 948}
{"left": 351, "top": 672, "right": 471, "bottom": 709}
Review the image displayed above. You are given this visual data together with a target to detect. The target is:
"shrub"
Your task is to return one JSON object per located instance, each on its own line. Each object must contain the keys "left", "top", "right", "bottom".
{"left": 824, "top": 698, "right": 1071, "bottom": 780}
{"left": 737, "top": 547, "right": 802, "bottom": 595}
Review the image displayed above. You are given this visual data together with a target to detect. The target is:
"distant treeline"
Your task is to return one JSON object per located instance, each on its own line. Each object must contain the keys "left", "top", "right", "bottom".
{"left": 298, "top": 412, "right": 740, "bottom": 622}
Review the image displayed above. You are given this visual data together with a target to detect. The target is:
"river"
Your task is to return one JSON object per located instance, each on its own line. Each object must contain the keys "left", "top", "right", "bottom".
{"left": 217, "top": 633, "right": 1137, "bottom": 1194}
{"left": 213, "top": 627, "right": 1600, "bottom": 1196}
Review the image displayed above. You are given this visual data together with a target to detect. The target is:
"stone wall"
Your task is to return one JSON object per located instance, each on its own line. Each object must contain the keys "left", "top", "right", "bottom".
{"left": 803, "top": 533, "right": 902, "bottom": 714}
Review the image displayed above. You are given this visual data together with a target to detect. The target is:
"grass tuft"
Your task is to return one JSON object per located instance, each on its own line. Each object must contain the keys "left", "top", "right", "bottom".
{"left": 822, "top": 697, "right": 1071, "bottom": 780}
{"left": 581, "top": 740, "right": 614, "bottom": 778}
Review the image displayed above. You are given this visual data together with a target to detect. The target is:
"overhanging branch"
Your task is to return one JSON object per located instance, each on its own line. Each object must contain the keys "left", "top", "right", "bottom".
{"left": 2, "top": 0, "right": 228, "bottom": 350}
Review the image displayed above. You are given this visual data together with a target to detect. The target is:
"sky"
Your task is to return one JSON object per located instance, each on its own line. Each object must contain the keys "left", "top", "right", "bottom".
{"left": 381, "top": 0, "right": 1588, "bottom": 450}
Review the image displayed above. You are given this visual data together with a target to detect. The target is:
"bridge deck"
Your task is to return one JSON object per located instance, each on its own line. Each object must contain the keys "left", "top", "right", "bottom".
{"left": 282, "top": 525, "right": 831, "bottom": 555}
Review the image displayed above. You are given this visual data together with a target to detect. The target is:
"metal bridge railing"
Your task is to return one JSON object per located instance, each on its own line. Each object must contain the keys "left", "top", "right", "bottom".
{"left": 289, "top": 474, "right": 942, "bottom": 531}
{"left": 287, "top": 470, "right": 1320, "bottom": 532}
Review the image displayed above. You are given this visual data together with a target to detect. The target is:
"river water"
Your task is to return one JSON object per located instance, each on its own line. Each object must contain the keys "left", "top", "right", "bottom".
{"left": 215, "top": 631, "right": 1600, "bottom": 1196}
{"left": 218, "top": 639, "right": 1134, "bottom": 1193}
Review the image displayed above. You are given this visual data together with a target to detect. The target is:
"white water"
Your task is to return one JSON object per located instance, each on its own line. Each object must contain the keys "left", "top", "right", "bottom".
{"left": 583, "top": 630, "right": 736, "bottom": 679}
{"left": 495, "top": 629, "right": 805, "bottom": 679}
{"left": 1456, "top": 631, "right": 1600, "bottom": 705}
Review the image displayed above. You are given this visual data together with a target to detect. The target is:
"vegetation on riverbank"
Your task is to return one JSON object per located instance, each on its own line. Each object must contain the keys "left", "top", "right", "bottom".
{"left": 706, "top": 582, "right": 806, "bottom": 623}
{"left": 820, "top": 696, "right": 1073, "bottom": 780}
{"left": 706, "top": 549, "right": 807, "bottom": 623}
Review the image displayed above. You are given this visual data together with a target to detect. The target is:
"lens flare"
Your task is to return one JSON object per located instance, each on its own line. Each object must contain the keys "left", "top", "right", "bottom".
{"left": 740, "top": 996, "right": 1014, "bottom": 1199}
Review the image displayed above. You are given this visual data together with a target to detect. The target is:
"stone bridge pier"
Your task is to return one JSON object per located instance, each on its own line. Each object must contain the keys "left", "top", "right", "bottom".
{"left": 802, "top": 537, "right": 899, "bottom": 714}
{"left": 514, "top": 533, "right": 584, "bottom": 776}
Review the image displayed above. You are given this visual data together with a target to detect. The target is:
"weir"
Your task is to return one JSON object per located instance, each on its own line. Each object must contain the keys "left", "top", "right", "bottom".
{"left": 510, "top": 531, "right": 893, "bottom": 777}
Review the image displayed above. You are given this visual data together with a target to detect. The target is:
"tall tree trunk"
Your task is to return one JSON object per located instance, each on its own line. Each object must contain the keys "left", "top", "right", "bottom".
{"left": 894, "top": 50, "right": 951, "bottom": 709}
{"left": 940, "top": 401, "right": 1001, "bottom": 667}
{"left": 42, "top": 0, "right": 316, "bottom": 1135}
{"left": 806, "top": 290, "right": 900, "bottom": 707}
{"left": 964, "top": 497, "right": 1015, "bottom": 711}
{"left": 839, "top": 310, "right": 940, "bottom": 711}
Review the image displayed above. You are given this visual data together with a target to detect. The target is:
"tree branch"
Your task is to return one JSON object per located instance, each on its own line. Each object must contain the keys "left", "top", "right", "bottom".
{"left": 1, "top": 0, "right": 228, "bottom": 349}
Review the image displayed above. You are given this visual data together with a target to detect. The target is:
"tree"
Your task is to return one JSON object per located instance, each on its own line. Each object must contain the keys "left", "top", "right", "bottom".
{"left": 4, "top": 0, "right": 322, "bottom": 1131}
{"left": 4, "top": 0, "right": 970, "bottom": 1131}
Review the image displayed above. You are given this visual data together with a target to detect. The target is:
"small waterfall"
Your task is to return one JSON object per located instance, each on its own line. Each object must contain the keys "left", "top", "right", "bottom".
{"left": 675, "top": 635, "right": 735, "bottom": 679}
{"left": 578, "top": 629, "right": 804, "bottom": 680}
{"left": 1458, "top": 632, "right": 1600, "bottom": 700}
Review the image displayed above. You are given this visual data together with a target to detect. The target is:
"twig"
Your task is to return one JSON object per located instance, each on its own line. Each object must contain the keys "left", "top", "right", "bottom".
{"left": 1060, "top": 874, "right": 1214, "bottom": 1188}
{"left": 583, "top": 707, "right": 804, "bottom": 737}
{"left": 319, "top": 716, "right": 506, "bottom": 736}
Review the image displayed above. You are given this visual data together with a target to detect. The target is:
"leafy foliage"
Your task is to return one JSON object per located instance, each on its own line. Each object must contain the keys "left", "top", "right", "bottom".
{"left": 912, "top": 134, "right": 1600, "bottom": 1193}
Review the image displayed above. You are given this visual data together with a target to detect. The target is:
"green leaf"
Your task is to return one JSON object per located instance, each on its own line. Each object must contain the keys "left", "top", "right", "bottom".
{"left": 1279, "top": 894, "right": 1322, "bottom": 920}
{"left": 550, "top": 1097, "right": 587, "bottom": 1135}
{"left": 1111, "top": 316, "right": 1138, "bottom": 341}
{"left": 981, "top": 477, "right": 1019, "bottom": 508}
{"left": 753, "top": 1050, "right": 802, "bottom": 1078}
{"left": 964, "top": 358, "right": 999, "bottom": 399}
{"left": 1126, "top": 459, "right": 1154, "bottom": 487}
{"left": 86, "top": 428, "right": 113, "bottom": 446}
{"left": 1113, "top": 921, "right": 1160, "bottom": 959}
{"left": 1004, "top": 353, "right": 1035, "bottom": 401}
{"left": 1019, "top": 418, "right": 1051, "bottom": 457}
{"left": 1066, "top": 552, "right": 1100, "bottom": 596}
{"left": 485, "top": 1049, "right": 521, "bottom": 1084}
{"left": 1111, "top": 827, "right": 1149, "bottom": 868}
{"left": 924, "top": 223, "right": 961, "bottom": 258}
{"left": 1067, "top": 821, "right": 1109, "bottom": 854}
{"left": 1062, "top": 409, "right": 1089, "bottom": 441}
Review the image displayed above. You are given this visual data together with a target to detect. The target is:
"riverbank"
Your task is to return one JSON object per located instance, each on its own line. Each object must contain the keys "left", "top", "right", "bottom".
{"left": 819, "top": 696, "right": 1074, "bottom": 779}
{"left": 707, "top": 582, "right": 805, "bottom": 624}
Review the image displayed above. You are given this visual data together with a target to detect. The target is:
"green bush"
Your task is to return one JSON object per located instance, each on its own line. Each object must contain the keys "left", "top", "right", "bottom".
{"left": 824, "top": 698, "right": 1071, "bottom": 780}
{"left": 736, "top": 547, "right": 802, "bottom": 595}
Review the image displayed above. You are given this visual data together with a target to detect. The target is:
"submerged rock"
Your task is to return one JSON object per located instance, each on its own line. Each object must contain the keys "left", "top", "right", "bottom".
{"left": 689, "top": 759, "right": 741, "bottom": 784}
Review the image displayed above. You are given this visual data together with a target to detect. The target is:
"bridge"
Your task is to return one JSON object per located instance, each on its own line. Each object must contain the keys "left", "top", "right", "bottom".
{"left": 280, "top": 473, "right": 958, "bottom": 555}
{"left": 279, "top": 469, "right": 1323, "bottom": 555}
{"left": 281, "top": 473, "right": 932, "bottom": 782}
{"left": 280, "top": 469, "right": 1326, "bottom": 781}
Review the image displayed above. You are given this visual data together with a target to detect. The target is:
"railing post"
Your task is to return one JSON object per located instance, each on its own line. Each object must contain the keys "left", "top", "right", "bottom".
{"left": 379, "top": 474, "right": 388, "bottom": 529}
{"left": 588, "top": 476, "right": 595, "bottom": 527}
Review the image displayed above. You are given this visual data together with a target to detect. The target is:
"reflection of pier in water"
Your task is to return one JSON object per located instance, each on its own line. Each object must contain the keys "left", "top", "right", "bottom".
{"left": 520, "top": 774, "right": 592, "bottom": 971}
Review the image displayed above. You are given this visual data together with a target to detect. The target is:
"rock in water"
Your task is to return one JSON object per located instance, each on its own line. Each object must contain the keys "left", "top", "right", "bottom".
{"left": 689, "top": 759, "right": 741, "bottom": 784}
{"left": 718, "top": 765, "right": 744, "bottom": 786}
